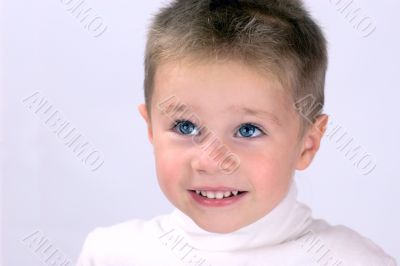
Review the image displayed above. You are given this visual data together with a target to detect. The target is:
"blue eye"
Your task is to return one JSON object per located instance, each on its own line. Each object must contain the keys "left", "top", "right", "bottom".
{"left": 171, "top": 120, "right": 265, "bottom": 138}
{"left": 236, "top": 123, "right": 264, "bottom": 138}
{"left": 171, "top": 120, "right": 200, "bottom": 136}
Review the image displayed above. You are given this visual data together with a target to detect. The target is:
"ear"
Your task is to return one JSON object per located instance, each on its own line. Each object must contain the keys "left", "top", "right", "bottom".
{"left": 295, "top": 114, "right": 329, "bottom": 170}
{"left": 137, "top": 103, "right": 153, "bottom": 144}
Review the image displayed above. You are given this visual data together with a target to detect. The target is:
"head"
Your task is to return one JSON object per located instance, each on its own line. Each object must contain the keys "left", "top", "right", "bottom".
{"left": 138, "top": 0, "right": 328, "bottom": 233}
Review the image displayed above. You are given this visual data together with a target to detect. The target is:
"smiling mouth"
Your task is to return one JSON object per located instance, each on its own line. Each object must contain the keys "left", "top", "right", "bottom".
{"left": 189, "top": 190, "right": 248, "bottom": 199}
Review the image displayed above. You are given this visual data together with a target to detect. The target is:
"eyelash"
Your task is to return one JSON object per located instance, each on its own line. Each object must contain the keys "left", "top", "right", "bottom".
{"left": 169, "top": 119, "right": 266, "bottom": 138}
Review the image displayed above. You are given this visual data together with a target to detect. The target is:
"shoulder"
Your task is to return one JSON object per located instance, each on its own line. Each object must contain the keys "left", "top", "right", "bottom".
{"left": 300, "top": 219, "right": 397, "bottom": 266}
{"left": 84, "top": 219, "right": 146, "bottom": 249}
{"left": 76, "top": 218, "right": 153, "bottom": 266}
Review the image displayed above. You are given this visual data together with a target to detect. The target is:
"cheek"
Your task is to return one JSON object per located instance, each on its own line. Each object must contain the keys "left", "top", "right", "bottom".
{"left": 241, "top": 149, "right": 294, "bottom": 195}
{"left": 153, "top": 143, "right": 187, "bottom": 195}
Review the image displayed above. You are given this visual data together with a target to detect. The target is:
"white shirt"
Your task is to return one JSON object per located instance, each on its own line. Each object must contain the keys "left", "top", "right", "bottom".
{"left": 76, "top": 182, "right": 396, "bottom": 266}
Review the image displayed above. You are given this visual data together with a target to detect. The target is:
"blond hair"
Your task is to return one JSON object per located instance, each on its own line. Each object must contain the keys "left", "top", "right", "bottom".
{"left": 143, "top": 0, "right": 328, "bottom": 137}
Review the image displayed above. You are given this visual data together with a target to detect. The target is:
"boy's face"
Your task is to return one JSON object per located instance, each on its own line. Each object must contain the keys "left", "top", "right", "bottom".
{"left": 138, "top": 58, "right": 327, "bottom": 233}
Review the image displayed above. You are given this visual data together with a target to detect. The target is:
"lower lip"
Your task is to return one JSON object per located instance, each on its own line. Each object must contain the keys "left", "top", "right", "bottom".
{"left": 189, "top": 190, "right": 248, "bottom": 207}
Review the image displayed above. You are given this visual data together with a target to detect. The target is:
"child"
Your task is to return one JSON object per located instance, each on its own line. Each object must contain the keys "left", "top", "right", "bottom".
{"left": 77, "top": 0, "right": 396, "bottom": 265}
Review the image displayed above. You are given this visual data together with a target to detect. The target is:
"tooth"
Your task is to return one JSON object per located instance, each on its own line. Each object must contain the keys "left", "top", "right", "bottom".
{"left": 206, "top": 191, "right": 215, "bottom": 199}
{"left": 223, "top": 191, "right": 231, "bottom": 197}
{"left": 232, "top": 190, "right": 238, "bottom": 196}
{"left": 195, "top": 190, "right": 200, "bottom": 195}
{"left": 215, "top": 192, "right": 224, "bottom": 199}
{"left": 200, "top": 191, "right": 207, "bottom": 197}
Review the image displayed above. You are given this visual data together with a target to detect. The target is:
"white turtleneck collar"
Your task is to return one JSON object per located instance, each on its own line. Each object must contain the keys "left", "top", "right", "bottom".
{"left": 162, "top": 180, "right": 313, "bottom": 252}
{"left": 76, "top": 179, "right": 397, "bottom": 266}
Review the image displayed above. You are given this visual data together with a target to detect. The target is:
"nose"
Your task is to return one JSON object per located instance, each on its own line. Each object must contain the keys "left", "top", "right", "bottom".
{"left": 190, "top": 139, "right": 241, "bottom": 175}
{"left": 190, "top": 143, "right": 224, "bottom": 175}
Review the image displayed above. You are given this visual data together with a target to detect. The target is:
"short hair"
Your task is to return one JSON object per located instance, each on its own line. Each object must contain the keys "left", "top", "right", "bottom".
{"left": 143, "top": 0, "right": 328, "bottom": 138}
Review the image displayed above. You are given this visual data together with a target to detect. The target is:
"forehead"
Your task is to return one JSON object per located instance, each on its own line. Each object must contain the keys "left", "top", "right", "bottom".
{"left": 152, "top": 58, "right": 295, "bottom": 119}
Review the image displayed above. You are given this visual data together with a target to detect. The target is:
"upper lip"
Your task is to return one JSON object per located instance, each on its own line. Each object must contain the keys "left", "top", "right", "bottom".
{"left": 189, "top": 187, "right": 247, "bottom": 192}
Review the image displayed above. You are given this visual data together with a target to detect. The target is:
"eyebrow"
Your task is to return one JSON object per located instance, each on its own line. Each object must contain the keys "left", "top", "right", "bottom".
{"left": 159, "top": 103, "right": 281, "bottom": 126}
{"left": 227, "top": 106, "right": 281, "bottom": 126}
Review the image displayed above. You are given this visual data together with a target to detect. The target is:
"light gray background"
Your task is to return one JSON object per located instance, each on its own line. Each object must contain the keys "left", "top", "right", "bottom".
{"left": 1, "top": 0, "right": 399, "bottom": 265}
